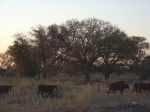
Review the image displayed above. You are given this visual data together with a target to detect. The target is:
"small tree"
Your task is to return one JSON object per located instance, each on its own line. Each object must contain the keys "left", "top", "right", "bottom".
{"left": 7, "top": 33, "right": 40, "bottom": 77}
{"left": 129, "top": 36, "right": 149, "bottom": 73}
{"left": 140, "top": 55, "right": 150, "bottom": 80}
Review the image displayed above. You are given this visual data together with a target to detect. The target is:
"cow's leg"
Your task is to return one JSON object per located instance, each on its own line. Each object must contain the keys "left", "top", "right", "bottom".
{"left": 139, "top": 89, "right": 142, "bottom": 96}
{"left": 132, "top": 87, "right": 135, "bottom": 94}
{"left": 136, "top": 89, "right": 138, "bottom": 95}
{"left": 112, "top": 89, "right": 116, "bottom": 95}
{"left": 136, "top": 88, "right": 138, "bottom": 94}
{"left": 133, "top": 87, "right": 138, "bottom": 94}
{"left": 48, "top": 92, "right": 53, "bottom": 98}
{"left": 41, "top": 91, "right": 45, "bottom": 98}
{"left": 50, "top": 93, "right": 53, "bottom": 98}
{"left": 37, "top": 90, "right": 41, "bottom": 97}
{"left": 107, "top": 88, "right": 111, "bottom": 95}
{"left": 120, "top": 90, "right": 123, "bottom": 95}
{"left": 46, "top": 92, "right": 50, "bottom": 98}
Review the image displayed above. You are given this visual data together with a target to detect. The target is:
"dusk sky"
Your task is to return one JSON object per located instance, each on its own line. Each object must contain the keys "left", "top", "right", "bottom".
{"left": 0, "top": 0, "right": 150, "bottom": 53}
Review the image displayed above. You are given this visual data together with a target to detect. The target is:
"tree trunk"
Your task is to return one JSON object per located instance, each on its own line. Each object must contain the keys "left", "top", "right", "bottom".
{"left": 42, "top": 61, "right": 47, "bottom": 78}
{"left": 83, "top": 64, "right": 91, "bottom": 82}
{"left": 104, "top": 72, "right": 110, "bottom": 86}
{"left": 37, "top": 73, "right": 40, "bottom": 79}
{"left": 43, "top": 71, "right": 47, "bottom": 78}
{"left": 85, "top": 72, "right": 90, "bottom": 82}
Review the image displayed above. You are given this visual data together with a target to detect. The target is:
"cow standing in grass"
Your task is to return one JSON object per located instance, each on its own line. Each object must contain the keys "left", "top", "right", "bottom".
{"left": 132, "top": 82, "right": 147, "bottom": 95}
{"left": 107, "top": 81, "right": 129, "bottom": 95}
{"left": 137, "top": 83, "right": 150, "bottom": 96}
{"left": 37, "top": 85, "right": 59, "bottom": 98}
{"left": 0, "top": 85, "right": 13, "bottom": 97}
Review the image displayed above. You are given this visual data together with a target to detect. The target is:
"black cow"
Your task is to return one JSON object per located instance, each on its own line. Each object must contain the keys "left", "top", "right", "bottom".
{"left": 37, "top": 85, "right": 59, "bottom": 98}
{"left": 0, "top": 85, "right": 13, "bottom": 97}
{"left": 132, "top": 82, "right": 146, "bottom": 95}
{"left": 138, "top": 83, "right": 150, "bottom": 96}
{"left": 107, "top": 81, "right": 129, "bottom": 95}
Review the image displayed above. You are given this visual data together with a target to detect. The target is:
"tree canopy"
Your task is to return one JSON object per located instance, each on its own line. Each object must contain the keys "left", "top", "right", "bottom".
{"left": 6, "top": 18, "right": 150, "bottom": 80}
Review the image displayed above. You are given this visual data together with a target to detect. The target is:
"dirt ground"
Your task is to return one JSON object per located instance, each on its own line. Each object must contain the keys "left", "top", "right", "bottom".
{"left": 91, "top": 93, "right": 150, "bottom": 112}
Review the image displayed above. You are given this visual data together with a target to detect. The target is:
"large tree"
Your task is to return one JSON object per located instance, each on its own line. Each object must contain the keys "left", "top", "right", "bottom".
{"left": 96, "top": 30, "right": 138, "bottom": 80}
{"left": 58, "top": 18, "right": 149, "bottom": 82}
{"left": 57, "top": 18, "right": 122, "bottom": 81}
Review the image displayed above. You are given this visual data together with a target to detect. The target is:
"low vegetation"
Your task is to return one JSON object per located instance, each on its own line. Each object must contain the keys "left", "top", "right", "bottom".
{"left": 0, "top": 73, "right": 150, "bottom": 112}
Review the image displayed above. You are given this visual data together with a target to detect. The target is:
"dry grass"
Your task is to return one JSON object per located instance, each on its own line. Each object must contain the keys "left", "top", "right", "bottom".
{"left": 0, "top": 75, "right": 92, "bottom": 112}
{"left": 0, "top": 73, "right": 150, "bottom": 112}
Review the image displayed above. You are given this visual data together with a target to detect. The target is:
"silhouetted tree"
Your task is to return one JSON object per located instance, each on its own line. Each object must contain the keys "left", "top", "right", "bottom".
{"left": 57, "top": 18, "right": 123, "bottom": 81}
{"left": 58, "top": 18, "right": 149, "bottom": 82}
{"left": 129, "top": 36, "right": 149, "bottom": 73}
{"left": 30, "top": 25, "right": 61, "bottom": 78}
{"left": 0, "top": 53, "right": 13, "bottom": 69}
{"left": 96, "top": 30, "right": 139, "bottom": 83}
{"left": 140, "top": 55, "right": 150, "bottom": 80}
{"left": 0, "top": 53, "right": 14, "bottom": 76}
{"left": 7, "top": 33, "right": 40, "bottom": 77}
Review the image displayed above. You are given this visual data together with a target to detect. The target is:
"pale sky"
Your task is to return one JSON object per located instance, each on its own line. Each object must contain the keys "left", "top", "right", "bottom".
{"left": 0, "top": 0, "right": 150, "bottom": 53}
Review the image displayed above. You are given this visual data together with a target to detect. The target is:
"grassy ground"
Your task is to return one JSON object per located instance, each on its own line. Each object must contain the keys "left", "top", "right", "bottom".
{"left": 0, "top": 73, "right": 150, "bottom": 112}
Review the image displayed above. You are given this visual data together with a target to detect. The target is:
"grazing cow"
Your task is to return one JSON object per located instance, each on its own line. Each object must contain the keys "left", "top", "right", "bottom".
{"left": 37, "top": 85, "right": 59, "bottom": 98}
{"left": 0, "top": 85, "right": 13, "bottom": 97}
{"left": 132, "top": 82, "right": 146, "bottom": 95}
{"left": 138, "top": 83, "right": 150, "bottom": 96}
{"left": 107, "top": 81, "right": 129, "bottom": 95}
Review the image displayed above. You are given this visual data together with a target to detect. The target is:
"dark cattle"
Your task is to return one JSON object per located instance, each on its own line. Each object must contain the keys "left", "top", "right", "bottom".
{"left": 132, "top": 82, "right": 146, "bottom": 95}
{"left": 37, "top": 85, "right": 59, "bottom": 98}
{"left": 138, "top": 83, "right": 150, "bottom": 96}
{"left": 107, "top": 81, "right": 129, "bottom": 95}
{"left": 113, "top": 81, "right": 125, "bottom": 86}
{"left": 0, "top": 85, "right": 13, "bottom": 96}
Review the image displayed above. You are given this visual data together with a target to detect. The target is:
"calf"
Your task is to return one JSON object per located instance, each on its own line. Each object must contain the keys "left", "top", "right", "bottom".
{"left": 0, "top": 85, "right": 13, "bottom": 96}
{"left": 107, "top": 81, "right": 129, "bottom": 95}
{"left": 37, "top": 85, "right": 59, "bottom": 98}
